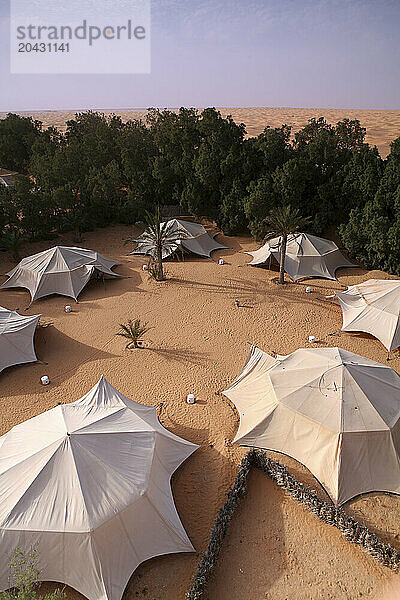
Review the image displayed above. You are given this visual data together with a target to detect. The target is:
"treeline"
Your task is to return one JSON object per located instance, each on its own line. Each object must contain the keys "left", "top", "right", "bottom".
{"left": 0, "top": 108, "right": 399, "bottom": 273}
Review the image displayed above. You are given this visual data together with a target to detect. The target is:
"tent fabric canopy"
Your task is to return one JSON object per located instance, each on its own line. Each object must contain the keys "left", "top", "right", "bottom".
{"left": 0, "top": 307, "right": 41, "bottom": 373}
{"left": 0, "top": 376, "right": 198, "bottom": 600}
{"left": 336, "top": 279, "right": 400, "bottom": 351}
{"left": 246, "top": 232, "right": 355, "bottom": 281}
{"left": 223, "top": 345, "right": 400, "bottom": 506}
{"left": 0, "top": 246, "right": 121, "bottom": 303}
{"left": 130, "top": 219, "right": 227, "bottom": 259}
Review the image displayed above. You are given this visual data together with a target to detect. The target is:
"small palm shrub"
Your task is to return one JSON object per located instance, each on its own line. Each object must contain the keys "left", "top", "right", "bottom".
{"left": 0, "top": 547, "right": 65, "bottom": 600}
{"left": 117, "top": 319, "right": 149, "bottom": 349}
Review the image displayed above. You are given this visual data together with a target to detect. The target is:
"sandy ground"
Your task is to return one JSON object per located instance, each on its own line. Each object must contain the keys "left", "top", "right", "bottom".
{"left": 1, "top": 107, "right": 399, "bottom": 158}
{"left": 0, "top": 224, "right": 399, "bottom": 600}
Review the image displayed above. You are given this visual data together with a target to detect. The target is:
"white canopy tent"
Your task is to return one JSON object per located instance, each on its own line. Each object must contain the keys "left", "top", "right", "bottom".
{"left": 130, "top": 219, "right": 227, "bottom": 259}
{"left": 246, "top": 233, "right": 355, "bottom": 281}
{"left": 0, "top": 307, "right": 41, "bottom": 373}
{"left": 1, "top": 246, "right": 121, "bottom": 304}
{"left": 223, "top": 345, "right": 400, "bottom": 506}
{"left": 335, "top": 279, "right": 400, "bottom": 352}
{"left": 0, "top": 376, "right": 198, "bottom": 600}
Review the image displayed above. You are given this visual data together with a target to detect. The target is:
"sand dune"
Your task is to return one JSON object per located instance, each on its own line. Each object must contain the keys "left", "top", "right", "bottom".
{"left": 1, "top": 107, "right": 399, "bottom": 157}
{"left": 0, "top": 224, "right": 399, "bottom": 599}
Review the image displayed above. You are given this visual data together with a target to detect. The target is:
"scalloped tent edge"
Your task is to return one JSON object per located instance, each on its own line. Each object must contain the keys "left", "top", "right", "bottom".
{"left": 0, "top": 246, "right": 121, "bottom": 304}
{"left": 130, "top": 219, "right": 228, "bottom": 259}
{"left": 245, "top": 232, "right": 356, "bottom": 281}
{"left": 222, "top": 345, "right": 400, "bottom": 506}
{"left": 0, "top": 376, "right": 198, "bottom": 600}
{"left": 0, "top": 307, "right": 41, "bottom": 373}
{"left": 336, "top": 279, "right": 400, "bottom": 351}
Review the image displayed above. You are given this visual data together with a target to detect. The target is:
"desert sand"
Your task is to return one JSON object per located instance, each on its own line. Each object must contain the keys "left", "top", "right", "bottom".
{"left": 0, "top": 223, "right": 399, "bottom": 600}
{"left": 1, "top": 107, "right": 400, "bottom": 158}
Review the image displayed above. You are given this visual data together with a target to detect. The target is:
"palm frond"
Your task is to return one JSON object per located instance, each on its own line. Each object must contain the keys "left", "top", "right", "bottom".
{"left": 116, "top": 319, "right": 149, "bottom": 346}
{"left": 264, "top": 205, "right": 312, "bottom": 236}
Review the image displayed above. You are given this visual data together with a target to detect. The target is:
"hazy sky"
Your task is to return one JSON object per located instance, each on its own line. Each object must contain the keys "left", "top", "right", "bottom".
{"left": 0, "top": 0, "right": 399, "bottom": 111}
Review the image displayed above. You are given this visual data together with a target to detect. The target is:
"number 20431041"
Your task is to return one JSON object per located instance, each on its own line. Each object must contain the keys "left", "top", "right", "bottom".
{"left": 18, "top": 43, "right": 70, "bottom": 52}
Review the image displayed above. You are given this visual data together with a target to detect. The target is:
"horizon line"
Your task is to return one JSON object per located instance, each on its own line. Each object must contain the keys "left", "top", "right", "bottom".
{"left": 1, "top": 105, "right": 400, "bottom": 115}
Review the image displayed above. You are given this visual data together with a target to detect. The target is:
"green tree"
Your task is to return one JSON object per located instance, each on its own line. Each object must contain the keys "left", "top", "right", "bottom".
{"left": 0, "top": 226, "right": 24, "bottom": 261}
{"left": 244, "top": 175, "right": 277, "bottom": 240}
{"left": 253, "top": 124, "right": 293, "bottom": 172}
{"left": 147, "top": 108, "right": 200, "bottom": 206}
{"left": 0, "top": 114, "right": 42, "bottom": 173}
{"left": 335, "top": 118, "right": 366, "bottom": 152}
{"left": 218, "top": 179, "right": 247, "bottom": 235}
{"left": 120, "top": 119, "right": 157, "bottom": 221}
{"left": 0, "top": 548, "right": 65, "bottom": 600}
{"left": 86, "top": 161, "right": 123, "bottom": 228}
{"left": 65, "top": 111, "right": 123, "bottom": 169}
{"left": 340, "top": 137, "right": 400, "bottom": 274}
{"left": 264, "top": 205, "right": 311, "bottom": 284}
{"left": 13, "top": 175, "right": 55, "bottom": 242}
{"left": 340, "top": 144, "right": 384, "bottom": 212}
{"left": 182, "top": 108, "right": 246, "bottom": 217}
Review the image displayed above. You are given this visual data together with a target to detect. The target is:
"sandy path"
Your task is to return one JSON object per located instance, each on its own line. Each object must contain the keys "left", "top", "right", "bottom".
{"left": 0, "top": 224, "right": 399, "bottom": 599}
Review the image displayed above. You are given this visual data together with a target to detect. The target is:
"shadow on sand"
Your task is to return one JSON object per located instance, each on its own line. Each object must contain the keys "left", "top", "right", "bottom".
{"left": 126, "top": 446, "right": 251, "bottom": 600}
{"left": 0, "top": 264, "right": 143, "bottom": 314}
{"left": 1, "top": 324, "right": 116, "bottom": 396}
{"left": 206, "top": 468, "right": 286, "bottom": 599}
{"left": 169, "top": 274, "right": 346, "bottom": 311}
{"left": 147, "top": 346, "right": 211, "bottom": 367}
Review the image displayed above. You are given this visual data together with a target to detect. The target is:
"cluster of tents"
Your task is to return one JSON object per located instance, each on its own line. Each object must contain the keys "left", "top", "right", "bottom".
{"left": 0, "top": 348, "right": 399, "bottom": 600}
{"left": 1, "top": 223, "right": 400, "bottom": 375}
{"left": 0, "top": 220, "right": 400, "bottom": 599}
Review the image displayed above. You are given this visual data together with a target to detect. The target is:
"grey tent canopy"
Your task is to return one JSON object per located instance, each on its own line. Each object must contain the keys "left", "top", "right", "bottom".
{"left": 223, "top": 345, "right": 400, "bottom": 506}
{"left": 0, "top": 307, "right": 41, "bottom": 373}
{"left": 0, "top": 376, "right": 198, "bottom": 600}
{"left": 1, "top": 246, "right": 121, "bottom": 303}
{"left": 130, "top": 219, "right": 227, "bottom": 259}
{"left": 335, "top": 279, "right": 400, "bottom": 351}
{"left": 246, "top": 232, "right": 355, "bottom": 281}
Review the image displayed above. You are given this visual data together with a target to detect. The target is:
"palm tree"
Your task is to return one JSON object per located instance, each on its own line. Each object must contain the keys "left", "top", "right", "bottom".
{"left": 117, "top": 319, "right": 150, "bottom": 349}
{"left": 264, "top": 205, "right": 311, "bottom": 284}
{"left": 125, "top": 207, "right": 188, "bottom": 281}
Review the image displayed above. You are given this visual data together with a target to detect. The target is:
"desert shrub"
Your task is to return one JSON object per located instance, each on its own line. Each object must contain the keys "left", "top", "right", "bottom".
{"left": 0, "top": 548, "right": 65, "bottom": 600}
{"left": 187, "top": 449, "right": 400, "bottom": 599}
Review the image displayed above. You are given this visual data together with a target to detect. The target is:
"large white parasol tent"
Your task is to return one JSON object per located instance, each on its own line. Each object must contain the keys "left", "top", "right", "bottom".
{"left": 0, "top": 376, "right": 198, "bottom": 600}
{"left": 130, "top": 219, "right": 227, "bottom": 259}
{"left": 246, "top": 232, "right": 355, "bottom": 281}
{"left": 0, "top": 307, "right": 41, "bottom": 373}
{"left": 335, "top": 279, "right": 400, "bottom": 352}
{"left": 223, "top": 345, "right": 400, "bottom": 506}
{"left": 1, "top": 246, "right": 121, "bottom": 304}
